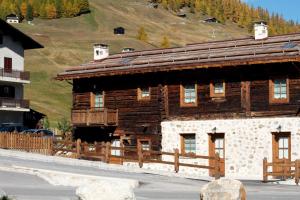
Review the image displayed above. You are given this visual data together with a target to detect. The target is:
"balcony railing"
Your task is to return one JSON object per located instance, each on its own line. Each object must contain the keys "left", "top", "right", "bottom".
{"left": 72, "top": 108, "right": 118, "bottom": 126}
{"left": 0, "top": 98, "right": 30, "bottom": 109}
{"left": 0, "top": 69, "right": 30, "bottom": 81}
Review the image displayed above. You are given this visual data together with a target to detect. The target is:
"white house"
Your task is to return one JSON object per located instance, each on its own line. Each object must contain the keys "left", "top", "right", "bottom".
{"left": 5, "top": 14, "right": 20, "bottom": 24}
{"left": 0, "top": 19, "right": 43, "bottom": 127}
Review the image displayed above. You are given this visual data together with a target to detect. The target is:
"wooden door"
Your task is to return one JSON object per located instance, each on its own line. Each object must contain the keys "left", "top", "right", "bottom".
{"left": 272, "top": 132, "right": 291, "bottom": 178}
{"left": 110, "top": 138, "right": 123, "bottom": 164}
{"left": 4, "top": 57, "right": 12, "bottom": 73}
{"left": 209, "top": 133, "right": 225, "bottom": 177}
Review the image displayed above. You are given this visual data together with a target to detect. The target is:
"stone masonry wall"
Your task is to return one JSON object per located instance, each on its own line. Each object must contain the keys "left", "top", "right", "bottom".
{"left": 161, "top": 117, "right": 300, "bottom": 180}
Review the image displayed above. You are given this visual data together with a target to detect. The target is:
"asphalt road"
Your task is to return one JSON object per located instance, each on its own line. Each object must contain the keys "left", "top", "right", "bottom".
{"left": 0, "top": 155, "right": 299, "bottom": 200}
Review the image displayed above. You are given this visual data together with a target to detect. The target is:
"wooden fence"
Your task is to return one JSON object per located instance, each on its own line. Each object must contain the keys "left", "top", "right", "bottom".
{"left": 0, "top": 133, "right": 221, "bottom": 179}
{"left": 0, "top": 132, "right": 53, "bottom": 155}
{"left": 53, "top": 139, "right": 222, "bottom": 179}
{"left": 263, "top": 157, "right": 300, "bottom": 185}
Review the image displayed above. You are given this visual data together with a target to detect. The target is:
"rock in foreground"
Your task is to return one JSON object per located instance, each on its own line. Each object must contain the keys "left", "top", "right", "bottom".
{"left": 200, "top": 179, "right": 246, "bottom": 200}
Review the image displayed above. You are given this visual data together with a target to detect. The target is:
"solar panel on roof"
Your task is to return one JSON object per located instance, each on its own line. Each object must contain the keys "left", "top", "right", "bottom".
{"left": 282, "top": 42, "right": 298, "bottom": 49}
{"left": 120, "top": 57, "right": 135, "bottom": 65}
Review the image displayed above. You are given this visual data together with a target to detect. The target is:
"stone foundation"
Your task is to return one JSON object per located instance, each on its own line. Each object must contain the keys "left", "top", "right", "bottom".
{"left": 161, "top": 117, "right": 300, "bottom": 179}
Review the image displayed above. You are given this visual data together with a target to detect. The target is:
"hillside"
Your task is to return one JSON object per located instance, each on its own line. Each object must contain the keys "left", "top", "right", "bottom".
{"left": 16, "top": 0, "right": 248, "bottom": 126}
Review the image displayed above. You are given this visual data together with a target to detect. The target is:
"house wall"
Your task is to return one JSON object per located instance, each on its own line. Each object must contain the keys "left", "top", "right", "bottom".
{"left": 161, "top": 117, "right": 300, "bottom": 179}
{"left": 0, "top": 35, "right": 24, "bottom": 71}
{"left": 73, "top": 74, "right": 163, "bottom": 142}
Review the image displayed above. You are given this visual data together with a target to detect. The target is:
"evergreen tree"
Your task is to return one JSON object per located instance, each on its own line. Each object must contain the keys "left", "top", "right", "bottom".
{"left": 26, "top": 3, "right": 33, "bottom": 21}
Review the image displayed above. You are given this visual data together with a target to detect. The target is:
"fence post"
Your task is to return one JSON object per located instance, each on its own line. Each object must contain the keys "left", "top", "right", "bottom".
{"left": 105, "top": 142, "right": 111, "bottom": 163}
{"left": 138, "top": 144, "right": 143, "bottom": 168}
{"left": 174, "top": 148, "right": 179, "bottom": 173}
{"left": 283, "top": 159, "right": 287, "bottom": 181}
{"left": 76, "top": 139, "right": 81, "bottom": 159}
{"left": 295, "top": 159, "right": 300, "bottom": 185}
{"left": 263, "top": 157, "right": 268, "bottom": 182}
{"left": 215, "top": 153, "right": 221, "bottom": 180}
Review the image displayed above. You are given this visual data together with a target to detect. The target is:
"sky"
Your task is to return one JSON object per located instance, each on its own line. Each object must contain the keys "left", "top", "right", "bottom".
{"left": 242, "top": 0, "right": 300, "bottom": 22}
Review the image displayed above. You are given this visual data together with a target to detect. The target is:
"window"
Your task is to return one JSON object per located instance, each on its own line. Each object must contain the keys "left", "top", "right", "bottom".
{"left": 91, "top": 92, "right": 104, "bottom": 109}
{"left": 138, "top": 139, "right": 151, "bottom": 152}
{"left": 4, "top": 57, "right": 12, "bottom": 73}
{"left": 95, "top": 92, "right": 104, "bottom": 108}
{"left": 141, "top": 141, "right": 150, "bottom": 151}
{"left": 269, "top": 78, "right": 289, "bottom": 103}
{"left": 180, "top": 84, "right": 197, "bottom": 107}
{"left": 214, "top": 138, "right": 224, "bottom": 159}
{"left": 137, "top": 87, "right": 150, "bottom": 100}
{"left": 278, "top": 136, "right": 289, "bottom": 159}
{"left": 111, "top": 139, "right": 121, "bottom": 156}
{"left": 181, "top": 134, "right": 196, "bottom": 154}
{"left": 210, "top": 80, "right": 225, "bottom": 98}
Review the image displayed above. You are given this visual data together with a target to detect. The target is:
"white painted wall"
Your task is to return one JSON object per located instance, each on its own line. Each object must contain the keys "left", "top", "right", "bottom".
{"left": 0, "top": 35, "right": 24, "bottom": 71}
{"left": 161, "top": 117, "right": 300, "bottom": 180}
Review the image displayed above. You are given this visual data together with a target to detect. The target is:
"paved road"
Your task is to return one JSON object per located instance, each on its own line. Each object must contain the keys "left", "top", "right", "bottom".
{"left": 0, "top": 170, "right": 77, "bottom": 200}
{"left": 0, "top": 155, "right": 299, "bottom": 200}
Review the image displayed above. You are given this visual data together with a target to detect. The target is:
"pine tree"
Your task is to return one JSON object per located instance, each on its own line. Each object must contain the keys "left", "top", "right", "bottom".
{"left": 26, "top": 3, "right": 33, "bottom": 21}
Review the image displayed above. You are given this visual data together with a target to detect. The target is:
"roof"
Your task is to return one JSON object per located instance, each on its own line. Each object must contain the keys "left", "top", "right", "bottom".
{"left": 0, "top": 19, "right": 43, "bottom": 49}
{"left": 6, "top": 14, "right": 19, "bottom": 19}
{"left": 57, "top": 33, "right": 300, "bottom": 80}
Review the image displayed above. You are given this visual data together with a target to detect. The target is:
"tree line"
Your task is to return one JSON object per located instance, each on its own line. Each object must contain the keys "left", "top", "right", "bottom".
{"left": 153, "top": 0, "right": 300, "bottom": 35}
{"left": 0, "top": 0, "right": 90, "bottom": 21}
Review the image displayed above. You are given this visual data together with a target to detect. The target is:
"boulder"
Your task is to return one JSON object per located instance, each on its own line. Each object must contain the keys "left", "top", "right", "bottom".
{"left": 200, "top": 179, "right": 246, "bottom": 200}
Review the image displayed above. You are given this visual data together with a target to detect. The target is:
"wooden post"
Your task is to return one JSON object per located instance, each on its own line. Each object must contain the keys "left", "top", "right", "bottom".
{"left": 138, "top": 144, "right": 143, "bottom": 168}
{"left": 215, "top": 153, "right": 221, "bottom": 180}
{"left": 174, "top": 148, "right": 179, "bottom": 173}
{"left": 283, "top": 159, "right": 287, "bottom": 181}
{"left": 105, "top": 142, "right": 111, "bottom": 163}
{"left": 295, "top": 160, "right": 300, "bottom": 185}
{"left": 263, "top": 157, "right": 268, "bottom": 182}
{"left": 76, "top": 139, "right": 81, "bottom": 159}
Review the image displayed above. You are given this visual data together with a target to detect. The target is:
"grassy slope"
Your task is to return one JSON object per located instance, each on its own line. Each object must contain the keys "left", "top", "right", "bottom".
{"left": 14, "top": 0, "right": 248, "bottom": 127}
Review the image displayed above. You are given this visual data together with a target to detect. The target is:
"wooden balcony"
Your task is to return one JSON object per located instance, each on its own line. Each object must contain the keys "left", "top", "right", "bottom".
{"left": 0, "top": 98, "right": 30, "bottom": 109}
{"left": 72, "top": 108, "right": 118, "bottom": 127}
{"left": 0, "top": 69, "right": 30, "bottom": 81}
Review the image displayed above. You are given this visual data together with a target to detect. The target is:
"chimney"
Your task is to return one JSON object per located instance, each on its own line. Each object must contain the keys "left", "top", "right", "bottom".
{"left": 94, "top": 44, "right": 109, "bottom": 61}
{"left": 254, "top": 21, "right": 268, "bottom": 40}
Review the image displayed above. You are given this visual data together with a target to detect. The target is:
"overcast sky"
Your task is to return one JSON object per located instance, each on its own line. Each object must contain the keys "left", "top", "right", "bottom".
{"left": 243, "top": 0, "right": 299, "bottom": 22}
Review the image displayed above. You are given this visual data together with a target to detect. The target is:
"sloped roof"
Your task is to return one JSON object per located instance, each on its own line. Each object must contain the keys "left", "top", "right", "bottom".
{"left": 57, "top": 33, "right": 300, "bottom": 80}
{"left": 0, "top": 19, "right": 43, "bottom": 50}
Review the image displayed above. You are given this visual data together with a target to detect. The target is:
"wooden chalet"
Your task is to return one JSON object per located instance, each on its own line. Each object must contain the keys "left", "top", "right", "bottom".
{"left": 57, "top": 32, "right": 300, "bottom": 178}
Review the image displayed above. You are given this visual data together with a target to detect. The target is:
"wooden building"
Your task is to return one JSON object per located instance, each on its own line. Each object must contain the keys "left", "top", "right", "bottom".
{"left": 57, "top": 31, "right": 300, "bottom": 179}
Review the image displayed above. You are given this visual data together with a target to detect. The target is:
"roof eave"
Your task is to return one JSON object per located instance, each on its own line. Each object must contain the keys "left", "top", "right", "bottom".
{"left": 55, "top": 56, "right": 300, "bottom": 81}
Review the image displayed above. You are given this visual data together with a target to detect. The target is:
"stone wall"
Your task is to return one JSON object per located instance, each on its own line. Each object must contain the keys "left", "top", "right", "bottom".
{"left": 161, "top": 117, "right": 300, "bottom": 180}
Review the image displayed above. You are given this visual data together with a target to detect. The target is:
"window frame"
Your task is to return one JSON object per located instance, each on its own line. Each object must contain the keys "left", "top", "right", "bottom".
{"left": 90, "top": 91, "right": 105, "bottom": 109}
{"left": 210, "top": 80, "right": 225, "bottom": 98}
{"left": 4, "top": 57, "right": 12, "bottom": 73}
{"left": 137, "top": 87, "right": 151, "bottom": 101}
{"left": 180, "top": 83, "right": 198, "bottom": 107}
{"left": 269, "top": 77, "right": 289, "bottom": 104}
{"left": 180, "top": 133, "right": 196, "bottom": 155}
